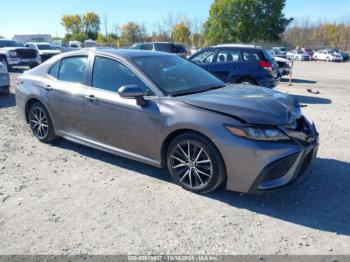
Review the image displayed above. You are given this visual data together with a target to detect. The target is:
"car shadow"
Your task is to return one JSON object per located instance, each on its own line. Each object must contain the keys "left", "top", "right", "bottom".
{"left": 292, "top": 94, "right": 332, "bottom": 105}
{"left": 54, "top": 139, "right": 350, "bottom": 236}
{"left": 207, "top": 157, "right": 350, "bottom": 236}
{"left": 281, "top": 78, "right": 317, "bottom": 84}
{"left": 0, "top": 93, "right": 16, "bottom": 108}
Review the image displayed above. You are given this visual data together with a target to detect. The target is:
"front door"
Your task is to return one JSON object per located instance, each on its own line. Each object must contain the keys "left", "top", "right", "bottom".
{"left": 82, "top": 55, "right": 161, "bottom": 160}
{"left": 206, "top": 49, "right": 241, "bottom": 83}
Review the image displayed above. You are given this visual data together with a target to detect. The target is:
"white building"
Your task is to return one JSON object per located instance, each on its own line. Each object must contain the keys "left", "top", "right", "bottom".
{"left": 14, "top": 34, "right": 52, "bottom": 44}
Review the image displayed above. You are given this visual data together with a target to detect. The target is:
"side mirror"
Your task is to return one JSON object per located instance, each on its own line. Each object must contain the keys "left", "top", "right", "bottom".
{"left": 118, "top": 85, "right": 147, "bottom": 106}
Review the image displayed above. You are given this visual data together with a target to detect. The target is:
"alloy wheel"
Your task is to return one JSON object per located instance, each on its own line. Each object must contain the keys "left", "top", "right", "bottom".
{"left": 29, "top": 106, "right": 49, "bottom": 140}
{"left": 169, "top": 141, "right": 213, "bottom": 189}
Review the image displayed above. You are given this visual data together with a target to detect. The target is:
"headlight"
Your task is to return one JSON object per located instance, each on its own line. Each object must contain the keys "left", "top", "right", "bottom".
{"left": 225, "top": 125, "right": 290, "bottom": 141}
{"left": 8, "top": 51, "right": 17, "bottom": 57}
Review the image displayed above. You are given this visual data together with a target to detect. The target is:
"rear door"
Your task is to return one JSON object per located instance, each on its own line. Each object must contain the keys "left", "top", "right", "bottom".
{"left": 206, "top": 48, "right": 241, "bottom": 82}
{"left": 45, "top": 55, "right": 89, "bottom": 136}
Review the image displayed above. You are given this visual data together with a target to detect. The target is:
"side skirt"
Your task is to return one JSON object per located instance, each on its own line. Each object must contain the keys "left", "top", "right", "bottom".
{"left": 59, "top": 131, "right": 162, "bottom": 168}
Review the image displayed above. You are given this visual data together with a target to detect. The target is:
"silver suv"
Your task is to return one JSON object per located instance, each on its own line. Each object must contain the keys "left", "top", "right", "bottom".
{"left": 0, "top": 40, "right": 40, "bottom": 71}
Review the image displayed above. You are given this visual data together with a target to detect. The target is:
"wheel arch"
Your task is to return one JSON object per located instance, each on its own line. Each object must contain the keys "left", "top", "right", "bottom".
{"left": 235, "top": 76, "right": 257, "bottom": 84}
{"left": 24, "top": 97, "right": 55, "bottom": 131}
{"left": 160, "top": 129, "right": 227, "bottom": 172}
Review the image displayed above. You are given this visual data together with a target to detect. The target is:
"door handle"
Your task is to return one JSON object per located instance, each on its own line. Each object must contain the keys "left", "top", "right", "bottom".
{"left": 85, "top": 95, "right": 98, "bottom": 103}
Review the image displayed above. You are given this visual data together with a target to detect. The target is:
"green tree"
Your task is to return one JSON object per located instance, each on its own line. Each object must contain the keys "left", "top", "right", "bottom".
{"left": 204, "top": 0, "right": 293, "bottom": 44}
{"left": 172, "top": 23, "right": 191, "bottom": 44}
{"left": 61, "top": 14, "right": 83, "bottom": 34}
{"left": 83, "top": 12, "right": 101, "bottom": 40}
{"left": 119, "top": 22, "right": 145, "bottom": 44}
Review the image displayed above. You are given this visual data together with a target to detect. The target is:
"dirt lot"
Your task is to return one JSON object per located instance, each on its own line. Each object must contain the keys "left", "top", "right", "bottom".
{"left": 0, "top": 61, "right": 349, "bottom": 255}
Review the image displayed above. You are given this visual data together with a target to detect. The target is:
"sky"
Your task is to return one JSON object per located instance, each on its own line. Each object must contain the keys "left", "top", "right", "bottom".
{"left": 1, "top": 0, "right": 350, "bottom": 38}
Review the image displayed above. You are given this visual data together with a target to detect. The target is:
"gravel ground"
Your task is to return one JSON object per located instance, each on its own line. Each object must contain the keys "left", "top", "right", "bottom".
{"left": 0, "top": 61, "right": 349, "bottom": 255}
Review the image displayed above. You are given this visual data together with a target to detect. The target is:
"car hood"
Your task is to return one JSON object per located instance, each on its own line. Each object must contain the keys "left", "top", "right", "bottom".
{"left": 0, "top": 47, "right": 26, "bottom": 51}
{"left": 38, "top": 50, "right": 61, "bottom": 55}
{"left": 181, "top": 85, "right": 301, "bottom": 126}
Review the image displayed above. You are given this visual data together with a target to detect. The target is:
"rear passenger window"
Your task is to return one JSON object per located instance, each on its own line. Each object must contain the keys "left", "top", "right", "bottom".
{"left": 242, "top": 51, "right": 260, "bottom": 62}
{"left": 216, "top": 50, "right": 240, "bottom": 63}
{"left": 92, "top": 56, "right": 152, "bottom": 94}
{"left": 58, "top": 56, "right": 87, "bottom": 83}
{"left": 49, "top": 61, "right": 60, "bottom": 79}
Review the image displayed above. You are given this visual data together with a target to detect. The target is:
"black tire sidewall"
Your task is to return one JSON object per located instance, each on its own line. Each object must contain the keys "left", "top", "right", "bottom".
{"left": 166, "top": 133, "right": 226, "bottom": 194}
{"left": 238, "top": 79, "right": 255, "bottom": 85}
{"left": 29, "top": 102, "right": 57, "bottom": 143}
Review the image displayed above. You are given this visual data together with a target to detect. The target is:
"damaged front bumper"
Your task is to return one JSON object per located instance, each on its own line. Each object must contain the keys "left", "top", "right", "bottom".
{"left": 216, "top": 116, "right": 319, "bottom": 194}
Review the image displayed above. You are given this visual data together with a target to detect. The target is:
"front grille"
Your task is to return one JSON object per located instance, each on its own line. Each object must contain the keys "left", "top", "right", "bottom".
{"left": 262, "top": 153, "right": 299, "bottom": 182}
{"left": 16, "top": 49, "right": 37, "bottom": 59}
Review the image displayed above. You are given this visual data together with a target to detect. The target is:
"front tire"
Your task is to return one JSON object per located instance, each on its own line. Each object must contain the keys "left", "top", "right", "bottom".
{"left": 166, "top": 133, "right": 226, "bottom": 194}
{"left": 28, "top": 102, "right": 57, "bottom": 143}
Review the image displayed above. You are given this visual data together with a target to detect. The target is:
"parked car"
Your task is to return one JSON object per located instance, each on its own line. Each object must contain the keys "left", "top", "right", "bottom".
{"left": 0, "top": 39, "right": 40, "bottom": 71}
{"left": 131, "top": 42, "right": 187, "bottom": 58}
{"left": 313, "top": 49, "right": 343, "bottom": 62}
{"left": 189, "top": 44, "right": 279, "bottom": 88}
{"left": 0, "top": 61, "right": 10, "bottom": 95}
{"left": 25, "top": 42, "right": 61, "bottom": 62}
{"left": 16, "top": 48, "right": 319, "bottom": 194}
{"left": 272, "top": 47, "right": 288, "bottom": 58}
{"left": 301, "top": 48, "right": 315, "bottom": 58}
{"left": 273, "top": 56, "right": 292, "bottom": 77}
{"left": 286, "top": 50, "right": 311, "bottom": 61}
{"left": 331, "top": 48, "right": 349, "bottom": 61}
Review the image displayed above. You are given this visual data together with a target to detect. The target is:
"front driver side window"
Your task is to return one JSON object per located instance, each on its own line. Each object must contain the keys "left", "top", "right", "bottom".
{"left": 191, "top": 51, "right": 215, "bottom": 64}
{"left": 92, "top": 56, "right": 153, "bottom": 95}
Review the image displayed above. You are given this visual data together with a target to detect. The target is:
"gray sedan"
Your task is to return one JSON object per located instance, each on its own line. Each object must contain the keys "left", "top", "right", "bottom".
{"left": 0, "top": 61, "right": 10, "bottom": 94}
{"left": 16, "top": 49, "right": 319, "bottom": 194}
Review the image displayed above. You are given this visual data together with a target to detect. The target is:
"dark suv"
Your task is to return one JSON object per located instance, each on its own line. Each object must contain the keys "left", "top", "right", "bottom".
{"left": 189, "top": 44, "right": 279, "bottom": 88}
{"left": 131, "top": 42, "right": 187, "bottom": 58}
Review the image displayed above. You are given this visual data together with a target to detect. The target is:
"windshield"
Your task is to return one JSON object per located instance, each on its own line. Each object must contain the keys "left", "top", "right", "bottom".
{"left": 279, "top": 47, "right": 287, "bottom": 51}
{"left": 0, "top": 40, "right": 23, "bottom": 48}
{"left": 37, "top": 44, "right": 53, "bottom": 50}
{"left": 132, "top": 55, "right": 224, "bottom": 96}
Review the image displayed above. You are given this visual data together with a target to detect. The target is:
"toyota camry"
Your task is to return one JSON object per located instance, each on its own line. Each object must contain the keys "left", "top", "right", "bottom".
{"left": 16, "top": 48, "right": 319, "bottom": 194}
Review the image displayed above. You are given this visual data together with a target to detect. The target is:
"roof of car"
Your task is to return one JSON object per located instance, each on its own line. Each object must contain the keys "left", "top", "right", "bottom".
{"left": 79, "top": 47, "right": 173, "bottom": 58}
{"left": 26, "top": 42, "right": 51, "bottom": 45}
{"left": 214, "top": 44, "right": 263, "bottom": 49}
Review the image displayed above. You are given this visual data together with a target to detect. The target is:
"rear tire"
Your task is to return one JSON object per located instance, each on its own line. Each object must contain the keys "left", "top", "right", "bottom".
{"left": 166, "top": 133, "right": 226, "bottom": 194}
{"left": 237, "top": 78, "right": 256, "bottom": 85}
{"left": 28, "top": 102, "right": 58, "bottom": 143}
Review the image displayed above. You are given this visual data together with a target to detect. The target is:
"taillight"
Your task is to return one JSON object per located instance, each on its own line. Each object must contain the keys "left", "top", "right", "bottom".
{"left": 259, "top": 60, "right": 273, "bottom": 72}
